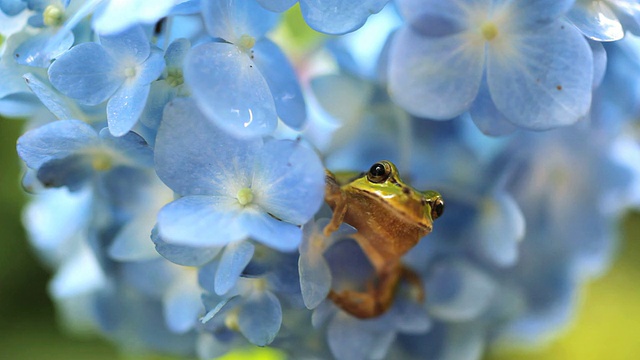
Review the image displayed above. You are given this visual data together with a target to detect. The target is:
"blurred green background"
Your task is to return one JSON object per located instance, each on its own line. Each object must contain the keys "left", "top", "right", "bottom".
{"left": 2, "top": 115, "right": 639, "bottom": 359}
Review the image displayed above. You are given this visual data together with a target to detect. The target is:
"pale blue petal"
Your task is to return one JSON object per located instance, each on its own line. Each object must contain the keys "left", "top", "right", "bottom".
{"left": 36, "top": 153, "right": 93, "bottom": 190}
{"left": 395, "top": 0, "right": 467, "bottom": 35}
{"left": 567, "top": 1, "right": 623, "bottom": 41}
{"left": 138, "top": 49, "right": 166, "bottom": 84}
{"left": 99, "top": 25, "right": 150, "bottom": 64}
{"left": 201, "top": 0, "right": 279, "bottom": 41}
{"left": 93, "top": 0, "right": 178, "bottom": 34}
{"left": 487, "top": 21, "right": 593, "bottom": 129}
{"left": 253, "top": 139, "right": 324, "bottom": 225}
{"left": 48, "top": 42, "right": 123, "bottom": 106}
{"left": 426, "top": 260, "right": 497, "bottom": 322}
{"left": 17, "top": 119, "right": 97, "bottom": 169}
{"left": 476, "top": 192, "right": 525, "bottom": 267}
{"left": 298, "top": 250, "right": 331, "bottom": 309}
{"left": 252, "top": 39, "right": 306, "bottom": 130}
{"left": 512, "top": 0, "right": 574, "bottom": 26}
{"left": 327, "top": 313, "right": 377, "bottom": 360}
{"left": 155, "top": 97, "right": 262, "bottom": 196}
{"left": 256, "top": 0, "right": 295, "bottom": 12}
{"left": 300, "top": 0, "right": 389, "bottom": 35}
{"left": 184, "top": 42, "right": 277, "bottom": 138}
{"left": 14, "top": 30, "right": 74, "bottom": 68}
{"left": 214, "top": 240, "right": 255, "bottom": 295}
{"left": 49, "top": 244, "right": 106, "bottom": 299}
{"left": 388, "top": 27, "right": 484, "bottom": 119}
{"left": 99, "top": 128, "right": 154, "bottom": 167}
{"left": 591, "top": 40, "right": 607, "bottom": 89}
{"left": 163, "top": 276, "right": 203, "bottom": 333}
{"left": 139, "top": 80, "right": 177, "bottom": 131}
{"left": 157, "top": 195, "right": 248, "bottom": 247}
{"left": 311, "top": 74, "right": 373, "bottom": 126}
{"left": 469, "top": 77, "right": 518, "bottom": 136}
{"left": 164, "top": 38, "right": 191, "bottom": 68}
{"left": 239, "top": 207, "right": 303, "bottom": 251}
{"left": 108, "top": 216, "right": 160, "bottom": 261}
{"left": 153, "top": 228, "right": 221, "bottom": 266}
{"left": 391, "top": 299, "right": 431, "bottom": 333}
{"left": 237, "top": 290, "right": 282, "bottom": 346}
{"left": 0, "top": 0, "right": 27, "bottom": 15}
{"left": 23, "top": 73, "right": 77, "bottom": 120}
{"left": 106, "top": 82, "right": 150, "bottom": 136}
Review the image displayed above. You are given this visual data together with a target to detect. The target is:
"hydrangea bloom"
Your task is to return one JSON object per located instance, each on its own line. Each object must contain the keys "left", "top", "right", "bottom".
{"left": 3, "top": 1, "right": 640, "bottom": 360}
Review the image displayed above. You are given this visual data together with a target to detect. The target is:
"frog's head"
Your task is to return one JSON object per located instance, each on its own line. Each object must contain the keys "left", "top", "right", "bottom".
{"left": 349, "top": 161, "right": 444, "bottom": 229}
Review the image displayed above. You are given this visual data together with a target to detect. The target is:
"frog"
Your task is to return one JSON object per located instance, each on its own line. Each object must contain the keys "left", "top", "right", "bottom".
{"left": 323, "top": 160, "right": 444, "bottom": 318}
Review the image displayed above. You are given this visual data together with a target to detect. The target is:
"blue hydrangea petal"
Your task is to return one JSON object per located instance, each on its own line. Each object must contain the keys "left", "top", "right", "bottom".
{"left": 106, "top": 82, "right": 151, "bottom": 136}
{"left": 256, "top": 0, "right": 295, "bottom": 12}
{"left": 49, "top": 243, "right": 107, "bottom": 298}
{"left": 139, "top": 81, "right": 177, "bottom": 131}
{"left": 426, "top": 260, "right": 497, "bottom": 322}
{"left": 237, "top": 290, "right": 282, "bottom": 346}
{"left": 164, "top": 38, "right": 190, "bottom": 68}
{"left": 48, "top": 42, "right": 123, "bottom": 106}
{"left": 36, "top": 153, "right": 93, "bottom": 190}
{"left": 153, "top": 228, "right": 222, "bottom": 266}
{"left": 214, "top": 240, "right": 255, "bottom": 295}
{"left": 395, "top": 0, "right": 467, "bottom": 35}
{"left": 98, "top": 128, "right": 154, "bottom": 167}
{"left": 100, "top": 25, "right": 150, "bottom": 64}
{"left": 239, "top": 207, "right": 303, "bottom": 251}
{"left": 0, "top": 0, "right": 27, "bottom": 15}
{"left": 469, "top": 77, "right": 518, "bottom": 136}
{"left": 155, "top": 97, "right": 262, "bottom": 196}
{"left": 108, "top": 216, "right": 161, "bottom": 261}
{"left": 14, "top": 30, "right": 74, "bottom": 68}
{"left": 137, "top": 49, "right": 166, "bottom": 84}
{"left": 512, "top": 0, "right": 574, "bottom": 26}
{"left": 17, "top": 119, "right": 98, "bottom": 169}
{"left": 388, "top": 27, "right": 484, "bottom": 119}
{"left": 300, "top": 0, "right": 389, "bottom": 35}
{"left": 476, "top": 192, "right": 525, "bottom": 267}
{"left": 163, "top": 274, "right": 203, "bottom": 333}
{"left": 201, "top": 0, "right": 279, "bottom": 41}
{"left": 298, "top": 249, "right": 331, "bottom": 309}
{"left": 591, "top": 40, "right": 607, "bottom": 89}
{"left": 487, "top": 21, "right": 593, "bottom": 129}
{"left": 327, "top": 313, "right": 378, "bottom": 360}
{"left": 93, "top": 0, "right": 178, "bottom": 35}
{"left": 391, "top": 298, "right": 431, "bottom": 333}
{"left": 184, "top": 42, "right": 277, "bottom": 138}
{"left": 566, "top": 1, "right": 623, "bottom": 41}
{"left": 23, "top": 72, "right": 77, "bottom": 120}
{"left": 253, "top": 139, "right": 324, "bottom": 225}
{"left": 252, "top": 39, "right": 306, "bottom": 130}
{"left": 158, "top": 195, "right": 248, "bottom": 247}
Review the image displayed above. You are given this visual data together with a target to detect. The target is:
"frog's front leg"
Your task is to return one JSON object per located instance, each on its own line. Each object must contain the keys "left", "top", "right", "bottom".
{"left": 323, "top": 170, "right": 348, "bottom": 236}
{"left": 328, "top": 261, "right": 402, "bottom": 318}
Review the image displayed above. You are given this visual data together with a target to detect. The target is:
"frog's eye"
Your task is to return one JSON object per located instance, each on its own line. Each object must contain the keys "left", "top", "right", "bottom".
{"left": 431, "top": 198, "right": 445, "bottom": 220}
{"left": 367, "top": 162, "right": 390, "bottom": 183}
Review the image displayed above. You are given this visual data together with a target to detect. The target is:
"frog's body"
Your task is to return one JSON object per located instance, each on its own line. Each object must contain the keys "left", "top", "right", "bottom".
{"left": 324, "top": 161, "right": 444, "bottom": 318}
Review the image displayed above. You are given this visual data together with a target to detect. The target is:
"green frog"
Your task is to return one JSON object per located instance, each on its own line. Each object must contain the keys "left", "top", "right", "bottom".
{"left": 324, "top": 160, "right": 444, "bottom": 318}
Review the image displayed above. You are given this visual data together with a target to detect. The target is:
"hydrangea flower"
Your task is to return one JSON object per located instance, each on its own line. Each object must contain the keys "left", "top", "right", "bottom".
{"left": 388, "top": 0, "right": 593, "bottom": 134}
{"left": 567, "top": 0, "right": 640, "bottom": 41}
{"left": 184, "top": 0, "right": 306, "bottom": 138}
{"left": 48, "top": 25, "right": 165, "bottom": 136}
{"left": 154, "top": 97, "right": 324, "bottom": 251}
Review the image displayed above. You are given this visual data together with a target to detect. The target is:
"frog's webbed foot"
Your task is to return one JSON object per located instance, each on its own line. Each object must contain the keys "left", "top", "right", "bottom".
{"left": 328, "top": 263, "right": 425, "bottom": 318}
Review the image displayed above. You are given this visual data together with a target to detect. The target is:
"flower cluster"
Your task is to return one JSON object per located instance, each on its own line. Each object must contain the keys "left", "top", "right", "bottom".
{"left": 3, "top": 0, "right": 640, "bottom": 359}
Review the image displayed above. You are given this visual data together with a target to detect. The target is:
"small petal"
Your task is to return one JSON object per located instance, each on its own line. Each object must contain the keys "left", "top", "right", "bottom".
{"left": 240, "top": 207, "right": 303, "bottom": 252}
{"left": 298, "top": 250, "right": 331, "bottom": 309}
{"left": 567, "top": 1, "right": 623, "bottom": 41}
{"left": 388, "top": 27, "right": 484, "bottom": 119}
{"left": 153, "top": 228, "right": 222, "bottom": 266}
{"left": 256, "top": 0, "right": 296, "bottom": 12}
{"left": 469, "top": 77, "right": 518, "bottom": 136}
{"left": 237, "top": 290, "right": 282, "bottom": 346}
{"left": 475, "top": 192, "right": 525, "bottom": 267}
{"left": 157, "top": 195, "right": 248, "bottom": 247}
{"left": 99, "top": 25, "right": 150, "bottom": 64}
{"left": 163, "top": 273, "right": 203, "bottom": 333}
{"left": 201, "top": 0, "right": 279, "bottom": 41}
{"left": 214, "top": 240, "right": 255, "bottom": 295}
{"left": 184, "top": 42, "right": 277, "bottom": 138}
{"left": 48, "top": 42, "right": 123, "bottom": 106}
{"left": 300, "top": 0, "right": 389, "bottom": 35}
{"left": 106, "top": 82, "right": 150, "bottom": 136}
{"left": 17, "top": 119, "right": 98, "bottom": 169}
